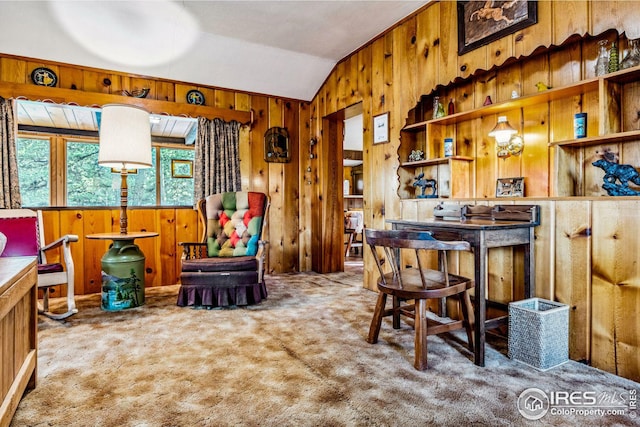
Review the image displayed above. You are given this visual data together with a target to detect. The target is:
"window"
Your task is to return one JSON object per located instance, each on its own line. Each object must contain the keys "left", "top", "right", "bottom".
{"left": 16, "top": 136, "right": 194, "bottom": 207}
{"left": 16, "top": 138, "right": 50, "bottom": 207}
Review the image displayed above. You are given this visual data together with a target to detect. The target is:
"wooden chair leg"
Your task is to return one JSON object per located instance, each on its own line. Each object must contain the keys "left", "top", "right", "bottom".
{"left": 414, "top": 298, "right": 428, "bottom": 370}
{"left": 458, "top": 290, "right": 475, "bottom": 352}
{"left": 392, "top": 295, "right": 401, "bottom": 329}
{"left": 367, "top": 292, "right": 387, "bottom": 344}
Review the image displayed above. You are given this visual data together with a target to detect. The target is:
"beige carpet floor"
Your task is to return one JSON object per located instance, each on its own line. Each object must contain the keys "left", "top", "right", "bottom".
{"left": 11, "top": 271, "right": 640, "bottom": 427}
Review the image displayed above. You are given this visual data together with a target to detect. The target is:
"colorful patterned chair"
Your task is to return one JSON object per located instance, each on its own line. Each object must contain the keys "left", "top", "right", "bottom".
{"left": 177, "top": 191, "right": 269, "bottom": 308}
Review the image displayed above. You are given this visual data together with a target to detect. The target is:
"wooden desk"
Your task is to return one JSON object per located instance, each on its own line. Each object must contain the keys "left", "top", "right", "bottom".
{"left": 387, "top": 218, "right": 537, "bottom": 367}
{"left": 0, "top": 257, "right": 37, "bottom": 427}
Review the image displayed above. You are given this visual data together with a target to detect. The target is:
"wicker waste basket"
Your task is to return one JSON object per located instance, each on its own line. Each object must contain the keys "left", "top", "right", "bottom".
{"left": 508, "top": 298, "right": 569, "bottom": 370}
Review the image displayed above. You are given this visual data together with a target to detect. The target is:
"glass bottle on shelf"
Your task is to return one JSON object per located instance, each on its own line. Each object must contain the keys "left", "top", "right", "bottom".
{"left": 595, "top": 39, "right": 609, "bottom": 76}
{"left": 621, "top": 38, "right": 640, "bottom": 69}
{"left": 608, "top": 42, "right": 619, "bottom": 73}
{"left": 432, "top": 96, "right": 445, "bottom": 119}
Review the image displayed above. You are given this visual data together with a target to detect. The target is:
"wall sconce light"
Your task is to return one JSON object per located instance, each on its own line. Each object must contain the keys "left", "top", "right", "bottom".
{"left": 489, "top": 116, "right": 520, "bottom": 159}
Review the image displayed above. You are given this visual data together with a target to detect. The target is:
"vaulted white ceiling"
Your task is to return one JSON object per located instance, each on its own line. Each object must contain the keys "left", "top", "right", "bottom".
{"left": 0, "top": 1, "right": 429, "bottom": 101}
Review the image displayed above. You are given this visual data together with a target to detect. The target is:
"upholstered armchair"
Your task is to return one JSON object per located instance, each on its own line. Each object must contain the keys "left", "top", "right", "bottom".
{"left": 177, "top": 191, "right": 269, "bottom": 308}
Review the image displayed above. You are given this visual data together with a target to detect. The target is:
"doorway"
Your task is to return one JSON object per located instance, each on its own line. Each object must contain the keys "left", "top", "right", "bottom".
{"left": 342, "top": 104, "right": 364, "bottom": 273}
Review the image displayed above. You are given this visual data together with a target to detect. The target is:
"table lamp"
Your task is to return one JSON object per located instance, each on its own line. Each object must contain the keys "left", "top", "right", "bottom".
{"left": 98, "top": 104, "right": 152, "bottom": 234}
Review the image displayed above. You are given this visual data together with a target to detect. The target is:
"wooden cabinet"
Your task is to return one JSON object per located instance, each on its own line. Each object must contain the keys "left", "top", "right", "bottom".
{"left": 398, "top": 64, "right": 640, "bottom": 200}
{"left": 0, "top": 257, "right": 37, "bottom": 427}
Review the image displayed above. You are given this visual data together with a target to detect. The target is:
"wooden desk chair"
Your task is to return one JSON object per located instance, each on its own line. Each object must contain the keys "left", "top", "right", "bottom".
{"left": 365, "top": 228, "right": 475, "bottom": 370}
{"left": 344, "top": 210, "right": 363, "bottom": 257}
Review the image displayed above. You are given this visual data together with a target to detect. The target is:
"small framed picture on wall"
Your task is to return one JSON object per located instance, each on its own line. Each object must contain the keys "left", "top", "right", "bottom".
{"left": 373, "top": 112, "right": 389, "bottom": 144}
{"left": 496, "top": 177, "right": 524, "bottom": 197}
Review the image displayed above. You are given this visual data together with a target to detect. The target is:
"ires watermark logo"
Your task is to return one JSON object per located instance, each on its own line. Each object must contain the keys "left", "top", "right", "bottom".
{"left": 517, "top": 387, "right": 638, "bottom": 421}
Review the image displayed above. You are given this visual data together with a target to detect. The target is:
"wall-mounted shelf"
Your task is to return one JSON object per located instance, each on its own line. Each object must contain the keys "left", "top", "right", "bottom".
{"left": 400, "top": 156, "right": 474, "bottom": 168}
{"left": 550, "top": 129, "right": 640, "bottom": 148}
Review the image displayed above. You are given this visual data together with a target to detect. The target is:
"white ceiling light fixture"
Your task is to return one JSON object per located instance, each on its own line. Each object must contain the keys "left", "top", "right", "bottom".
{"left": 48, "top": 0, "right": 200, "bottom": 68}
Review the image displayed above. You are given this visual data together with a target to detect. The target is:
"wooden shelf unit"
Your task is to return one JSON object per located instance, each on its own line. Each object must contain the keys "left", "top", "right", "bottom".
{"left": 399, "top": 64, "right": 640, "bottom": 199}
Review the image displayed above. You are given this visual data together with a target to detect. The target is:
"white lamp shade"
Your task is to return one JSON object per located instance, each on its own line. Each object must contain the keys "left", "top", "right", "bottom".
{"left": 489, "top": 116, "right": 517, "bottom": 144}
{"left": 98, "top": 104, "right": 152, "bottom": 169}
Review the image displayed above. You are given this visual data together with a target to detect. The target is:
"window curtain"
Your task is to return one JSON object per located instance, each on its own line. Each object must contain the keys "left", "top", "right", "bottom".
{"left": 0, "top": 96, "right": 21, "bottom": 209}
{"left": 193, "top": 117, "right": 241, "bottom": 202}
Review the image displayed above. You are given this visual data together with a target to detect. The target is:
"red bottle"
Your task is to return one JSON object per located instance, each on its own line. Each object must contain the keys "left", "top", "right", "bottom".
{"left": 448, "top": 98, "right": 455, "bottom": 115}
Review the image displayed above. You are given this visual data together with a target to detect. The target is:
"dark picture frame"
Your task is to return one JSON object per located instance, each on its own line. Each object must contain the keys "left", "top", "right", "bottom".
{"left": 373, "top": 112, "right": 389, "bottom": 144}
{"left": 171, "top": 159, "right": 193, "bottom": 178}
{"left": 496, "top": 177, "right": 524, "bottom": 197}
{"left": 264, "top": 127, "right": 291, "bottom": 163}
{"left": 457, "top": 1, "right": 537, "bottom": 55}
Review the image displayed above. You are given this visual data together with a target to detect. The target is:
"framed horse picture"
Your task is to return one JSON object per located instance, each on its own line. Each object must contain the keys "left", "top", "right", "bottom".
{"left": 458, "top": 1, "right": 538, "bottom": 55}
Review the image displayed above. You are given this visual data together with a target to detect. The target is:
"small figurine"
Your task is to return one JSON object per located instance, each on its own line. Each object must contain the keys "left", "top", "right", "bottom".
{"left": 409, "top": 150, "right": 424, "bottom": 162}
{"left": 592, "top": 158, "right": 640, "bottom": 196}
{"left": 535, "top": 81, "right": 552, "bottom": 92}
{"left": 483, "top": 96, "right": 493, "bottom": 106}
{"left": 413, "top": 172, "right": 437, "bottom": 198}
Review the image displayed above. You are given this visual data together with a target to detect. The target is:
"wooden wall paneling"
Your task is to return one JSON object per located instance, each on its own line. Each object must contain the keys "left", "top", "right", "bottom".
{"left": 456, "top": 79, "right": 476, "bottom": 113}
{"left": 385, "top": 29, "right": 403, "bottom": 222}
{"left": 522, "top": 103, "right": 550, "bottom": 197}
{"left": 310, "top": 98, "right": 323, "bottom": 273}
{"left": 57, "top": 66, "right": 84, "bottom": 91}
{"left": 476, "top": 116, "right": 498, "bottom": 198}
{"left": 591, "top": 1, "right": 639, "bottom": 39}
{"left": 282, "top": 100, "right": 300, "bottom": 272}
{"left": 156, "top": 81, "right": 175, "bottom": 102}
{"left": 459, "top": 44, "right": 487, "bottom": 82}
{"left": 249, "top": 96, "right": 269, "bottom": 194}
{"left": 550, "top": 41, "right": 583, "bottom": 90}
{"left": 59, "top": 210, "right": 86, "bottom": 295}
{"left": 621, "top": 80, "right": 640, "bottom": 133}
{"left": 473, "top": 71, "right": 497, "bottom": 109}
{"left": 415, "top": 2, "right": 440, "bottom": 99}
{"left": 554, "top": 147, "right": 583, "bottom": 197}
{"left": 369, "top": 36, "right": 388, "bottom": 228}
{"left": 393, "top": 17, "right": 418, "bottom": 111}
{"left": 496, "top": 61, "right": 521, "bottom": 102}
{"left": 335, "top": 60, "right": 347, "bottom": 111}
{"left": 81, "top": 70, "right": 113, "bottom": 94}
{"left": 346, "top": 55, "right": 360, "bottom": 108}
{"left": 239, "top": 126, "right": 252, "bottom": 191}
{"left": 267, "top": 98, "right": 284, "bottom": 274}
{"left": 552, "top": 1, "right": 589, "bottom": 46}
{"left": 438, "top": 0, "right": 459, "bottom": 86}
{"left": 520, "top": 54, "right": 549, "bottom": 99}
{"left": 488, "top": 35, "right": 514, "bottom": 70}
{"left": 513, "top": 0, "right": 553, "bottom": 59}
{"left": 236, "top": 92, "right": 253, "bottom": 190}
{"left": 82, "top": 209, "right": 113, "bottom": 294}
{"left": 0, "top": 57, "right": 26, "bottom": 83}
{"left": 554, "top": 200, "right": 591, "bottom": 362}
{"left": 528, "top": 200, "right": 553, "bottom": 301}
{"left": 214, "top": 89, "right": 235, "bottom": 110}
{"left": 156, "top": 209, "right": 178, "bottom": 286}
{"left": 591, "top": 200, "right": 640, "bottom": 381}
{"left": 298, "top": 102, "right": 312, "bottom": 272}
{"left": 357, "top": 46, "right": 372, "bottom": 106}
{"left": 26, "top": 61, "right": 59, "bottom": 88}
{"left": 316, "top": 117, "right": 343, "bottom": 273}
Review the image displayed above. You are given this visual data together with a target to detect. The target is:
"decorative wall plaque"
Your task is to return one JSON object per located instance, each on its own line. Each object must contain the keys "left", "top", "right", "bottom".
{"left": 264, "top": 127, "right": 290, "bottom": 163}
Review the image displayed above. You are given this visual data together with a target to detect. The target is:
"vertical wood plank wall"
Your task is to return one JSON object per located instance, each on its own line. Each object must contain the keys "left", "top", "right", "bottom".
{"left": 309, "top": 0, "right": 640, "bottom": 381}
